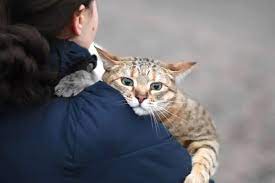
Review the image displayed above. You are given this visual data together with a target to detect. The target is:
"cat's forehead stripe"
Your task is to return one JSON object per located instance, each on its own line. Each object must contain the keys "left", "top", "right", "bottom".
{"left": 130, "top": 58, "right": 159, "bottom": 67}
{"left": 121, "top": 58, "right": 171, "bottom": 82}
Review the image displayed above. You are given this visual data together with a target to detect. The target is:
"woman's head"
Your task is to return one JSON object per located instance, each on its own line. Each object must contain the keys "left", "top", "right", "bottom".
{"left": 0, "top": 0, "right": 99, "bottom": 105}
{"left": 65, "top": 0, "right": 99, "bottom": 48}
{"left": 8, "top": 0, "right": 98, "bottom": 48}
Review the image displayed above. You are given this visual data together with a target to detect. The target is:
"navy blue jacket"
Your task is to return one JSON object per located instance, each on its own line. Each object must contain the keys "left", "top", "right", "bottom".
{"left": 0, "top": 40, "right": 192, "bottom": 183}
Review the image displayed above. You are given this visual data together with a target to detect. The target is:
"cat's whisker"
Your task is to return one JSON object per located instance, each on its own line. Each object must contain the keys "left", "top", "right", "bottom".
{"left": 148, "top": 112, "right": 157, "bottom": 134}
{"left": 151, "top": 106, "right": 168, "bottom": 119}
{"left": 153, "top": 111, "right": 171, "bottom": 136}
{"left": 154, "top": 106, "right": 189, "bottom": 124}
{"left": 150, "top": 105, "right": 176, "bottom": 136}
{"left": 152, "top": 111, "right": 160, "bottom": 136}
{"left": 149, "top": 108, "right": 160, "bottom": 136}
{"left": 148, "top": 110, "right": 156, "bottom": 133}
{"left": 156, "top": 110, "right": 168, "bottom": 120}
{"left": 147, "top": 108, "right": 156, "bottom": 131}
{"left": 160, "top": 108, "right": 190, "bottom": 125}
{"left": 158, "top": 107, "right": 180, "bottom": 119}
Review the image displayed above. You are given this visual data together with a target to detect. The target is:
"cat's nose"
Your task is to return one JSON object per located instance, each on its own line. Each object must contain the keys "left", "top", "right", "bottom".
{"left": 136, "top": 95, "right": 147, "bottom": 104}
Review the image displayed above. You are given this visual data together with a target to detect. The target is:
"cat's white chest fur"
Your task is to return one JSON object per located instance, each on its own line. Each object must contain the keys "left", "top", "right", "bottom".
{"left": 89, "top": 43, "right": 105, "bottom": 81}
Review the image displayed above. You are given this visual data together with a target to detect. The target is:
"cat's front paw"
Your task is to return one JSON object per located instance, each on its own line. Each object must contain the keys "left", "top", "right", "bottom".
{"left": 55, "top": 80, "right": 85, "bottom": 97}
{"left": 184, "top": 173, "right": 208, "bottom": 183}
{"left": 55, "top": 70, "right": 96, "bottom": 97}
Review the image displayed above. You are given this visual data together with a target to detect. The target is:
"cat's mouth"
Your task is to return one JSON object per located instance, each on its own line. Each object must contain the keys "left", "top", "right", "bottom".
{"left": 126, "top": 98, "right": 151, "bottom": 116}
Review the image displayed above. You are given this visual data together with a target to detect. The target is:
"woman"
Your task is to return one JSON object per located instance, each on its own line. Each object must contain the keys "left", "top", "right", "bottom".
{"left": 0, "top": 0, "right": 192, "bottom": 182}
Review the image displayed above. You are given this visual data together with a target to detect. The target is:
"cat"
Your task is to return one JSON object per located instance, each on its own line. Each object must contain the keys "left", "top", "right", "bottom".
{"left": 55, "top": 47, "right": 219, "bottom": 183}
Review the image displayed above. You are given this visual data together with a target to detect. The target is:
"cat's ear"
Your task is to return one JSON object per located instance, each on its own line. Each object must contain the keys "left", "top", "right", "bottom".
{"left": 95, "top": 46, "right": 121, "bottom": 70}
{"left": 163, "top": 62, "right": 197, "bottom": 82}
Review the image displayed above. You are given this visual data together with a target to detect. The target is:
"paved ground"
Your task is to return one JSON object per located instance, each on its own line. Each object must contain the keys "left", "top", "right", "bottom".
{"left": 96, "top": 0, "right": 275, "bottom": 182}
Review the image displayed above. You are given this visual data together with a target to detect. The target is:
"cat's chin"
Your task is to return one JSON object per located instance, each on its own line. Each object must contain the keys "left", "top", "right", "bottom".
{"left": 133, "top": 107, "right": 150, "bottom": 116}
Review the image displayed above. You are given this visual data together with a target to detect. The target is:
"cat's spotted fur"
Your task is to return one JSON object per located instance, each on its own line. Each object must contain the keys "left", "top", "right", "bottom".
{"left": 55, "top": 47, "right": 219, "bottom": 183}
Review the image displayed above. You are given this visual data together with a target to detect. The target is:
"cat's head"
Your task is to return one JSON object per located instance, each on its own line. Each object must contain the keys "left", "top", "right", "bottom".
{"left": 96, "top": 47, "right": 196, "bottom": 116}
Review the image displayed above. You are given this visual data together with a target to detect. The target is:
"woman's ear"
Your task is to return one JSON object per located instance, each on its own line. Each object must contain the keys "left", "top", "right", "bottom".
{"left": 71, "top": 4, "right": 86, "bottom": 36}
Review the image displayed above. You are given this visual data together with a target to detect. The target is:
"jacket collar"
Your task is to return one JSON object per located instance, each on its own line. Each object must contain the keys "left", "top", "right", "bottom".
{"left": 49, "top": 39, "right": 97, "bottom": 77}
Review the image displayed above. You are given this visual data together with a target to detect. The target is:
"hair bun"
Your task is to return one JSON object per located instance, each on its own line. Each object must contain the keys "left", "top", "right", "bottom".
{"left": 0, "top": 25, "right": 55, "bottom": 105}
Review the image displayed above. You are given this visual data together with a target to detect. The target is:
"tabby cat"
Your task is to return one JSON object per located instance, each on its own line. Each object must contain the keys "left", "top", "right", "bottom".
{"left": 55, "top": 47, "right": 219, "bottom": 183}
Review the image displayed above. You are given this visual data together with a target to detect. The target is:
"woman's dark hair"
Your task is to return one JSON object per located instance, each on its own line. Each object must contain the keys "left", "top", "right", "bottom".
{"left": 0, "top": 0, "right": 93, "bottom": 105}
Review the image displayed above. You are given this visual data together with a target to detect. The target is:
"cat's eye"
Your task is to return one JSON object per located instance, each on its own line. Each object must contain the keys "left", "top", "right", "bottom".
{"left": 150, "top": 82, "right": 163, "bottom": 91}
{"left": 121, "top": 77, "right": 134, "bottom": 86}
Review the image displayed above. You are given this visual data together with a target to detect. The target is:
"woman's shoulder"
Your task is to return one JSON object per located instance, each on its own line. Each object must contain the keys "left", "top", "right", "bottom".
{"left": 66, "top": 82, "right": 192, "bottom": 182}
{"left": 75, "top": 81, "right": 124, "bottom": 107}
{"left": 68, "top": 81, "right": 127, "bottom": 128}
{"left": 67, "top": 81, "right": 187, "bottom": 158}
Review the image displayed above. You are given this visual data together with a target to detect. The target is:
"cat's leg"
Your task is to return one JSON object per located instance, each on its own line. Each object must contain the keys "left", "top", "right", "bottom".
{"left": 55, "top": 70, "right": 98, "bottom": 97}
{"left": 184, "top": 140, "right": 219, "bottom": 183}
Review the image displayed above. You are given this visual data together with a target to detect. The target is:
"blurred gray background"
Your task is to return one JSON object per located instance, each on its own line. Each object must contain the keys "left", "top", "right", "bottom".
{"left": 96, "top": 0, "right": 275, "bottom": 182}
